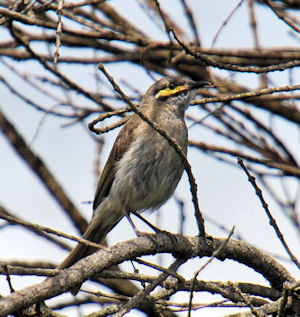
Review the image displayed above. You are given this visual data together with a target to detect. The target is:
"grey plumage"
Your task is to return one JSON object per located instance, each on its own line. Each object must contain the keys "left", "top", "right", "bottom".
{"left": 58, "top": 76, "right": 211, "bottom": 293}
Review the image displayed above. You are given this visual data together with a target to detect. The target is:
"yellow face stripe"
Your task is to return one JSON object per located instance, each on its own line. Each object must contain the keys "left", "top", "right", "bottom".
{"left": 155, "top": 85, "right": 189, "bottom": 99}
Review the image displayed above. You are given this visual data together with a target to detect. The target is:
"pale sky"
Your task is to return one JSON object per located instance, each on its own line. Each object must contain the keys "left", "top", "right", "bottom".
{"left": 0, "top": 1, "right": 299, "bottom": 316}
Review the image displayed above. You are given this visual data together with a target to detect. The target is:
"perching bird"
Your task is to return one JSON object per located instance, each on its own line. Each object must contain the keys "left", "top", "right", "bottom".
{"left": 58, "top": 76, "right": 211, "bottom": 293}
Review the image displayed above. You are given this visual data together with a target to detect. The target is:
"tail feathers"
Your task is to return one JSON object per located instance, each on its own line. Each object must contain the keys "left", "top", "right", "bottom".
{"left": 57, "top": 225, "right": 100, "bottom": 270}
{"left": 57, "top": 205, "right": 124, "bottom": 294}
{"left": 57, "top": 225, "right": 103, "bottom": 295}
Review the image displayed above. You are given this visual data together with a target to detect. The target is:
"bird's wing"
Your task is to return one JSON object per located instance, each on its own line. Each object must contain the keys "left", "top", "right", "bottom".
{"left": 92, "top": 115, "right": 141, "bottom": 211}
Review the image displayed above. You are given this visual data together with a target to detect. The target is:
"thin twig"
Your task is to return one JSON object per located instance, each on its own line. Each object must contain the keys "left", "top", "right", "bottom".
{"left": 192, "top": 84, "right": 300, "bottom": 125}
{"left": 172, "top": 29, "right": 300, "bottom": 73}
{"left": 229, "top": 281, "right": 264, "bottom": 317}
{"left": 211, "top": 0, "right": 244, "bottom": 47}
{"left": 237, "top": 158, "right": 300, "bottom": 269}
{"left": 0, "top": 212, "right": 104, "bottom": 251}
{"left": 53, "top": 0, "right": 63, "bottom": 63}
{"left": 188, "top": 227, "right": 235, "bottom": 317}
{"left": 3, "top": 264, "right": 15, "bottom": 293}
{"left": 179, "top": 0, "right": 201, "bottom": 46}
{"left": 133, "top": 258, "right": 185, "bottom": 282}
{"left": 115, "top": 258, "right": 186, "bottom": 316}
{"left": 0, "top": 263, "right": 60, "bottom": 277}
{"left": 266, "top": 0, "right": 300, "bottom": 33}
{"left": 0, "top": 205, "right": 71, "bottom": 251}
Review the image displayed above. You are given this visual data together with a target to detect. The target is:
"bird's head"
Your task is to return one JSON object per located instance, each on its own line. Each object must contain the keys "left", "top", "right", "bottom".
{"left": 142, "top": 76, "right": 212, "bottom": 112}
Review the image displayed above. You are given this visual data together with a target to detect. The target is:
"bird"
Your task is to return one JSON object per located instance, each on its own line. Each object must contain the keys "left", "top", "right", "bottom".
{"left": 58, "top": 75, "right": 211, "bottom": 293}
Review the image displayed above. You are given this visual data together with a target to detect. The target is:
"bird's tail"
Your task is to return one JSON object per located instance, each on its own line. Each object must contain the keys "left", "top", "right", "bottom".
{"left": 57, "top": 203, "right": 124, "bottom": 294}
{"left": 57, "top": 225, "right": 102, "bottom": 270}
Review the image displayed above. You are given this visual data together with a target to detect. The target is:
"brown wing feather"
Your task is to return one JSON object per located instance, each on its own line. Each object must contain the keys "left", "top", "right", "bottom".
{"left": 92, "top": 115, "right": 141, "bottom": 211}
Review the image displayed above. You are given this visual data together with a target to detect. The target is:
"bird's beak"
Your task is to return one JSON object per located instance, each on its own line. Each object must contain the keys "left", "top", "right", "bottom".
{"left": 189, "top": 81, "right": 215, "bottom": 90}
{"left": 178, "top": 80, "right": 216, "bottom": 92}
{"left": 177, "top": 85, "right": 190, "bottom": 93}
{"left": 174, "top": 81, "right": 213, "bottom": 94}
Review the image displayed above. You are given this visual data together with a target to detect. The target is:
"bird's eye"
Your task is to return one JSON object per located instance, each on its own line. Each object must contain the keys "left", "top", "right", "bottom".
{"left": 168, "top": 83, "right": 176, "bottom": 90}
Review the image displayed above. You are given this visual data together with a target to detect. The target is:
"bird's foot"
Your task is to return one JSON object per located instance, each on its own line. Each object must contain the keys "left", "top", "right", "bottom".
{"left": 135, "top": 228, "right": 178, "bottom": 247}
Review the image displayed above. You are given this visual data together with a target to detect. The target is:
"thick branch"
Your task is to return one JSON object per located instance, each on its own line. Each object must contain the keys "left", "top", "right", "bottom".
{"left": 0, "top": 234, "right": 294, "bottom": 316}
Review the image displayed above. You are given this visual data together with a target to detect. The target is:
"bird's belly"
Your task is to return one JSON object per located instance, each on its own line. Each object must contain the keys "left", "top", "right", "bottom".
{"left": 110, "top": 135, "right": 186, "bottom": 212}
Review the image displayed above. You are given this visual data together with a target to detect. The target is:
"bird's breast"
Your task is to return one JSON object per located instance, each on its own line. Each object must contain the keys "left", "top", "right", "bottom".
{"left": 110, "top": 114, "right": 188, "bottom": 212}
